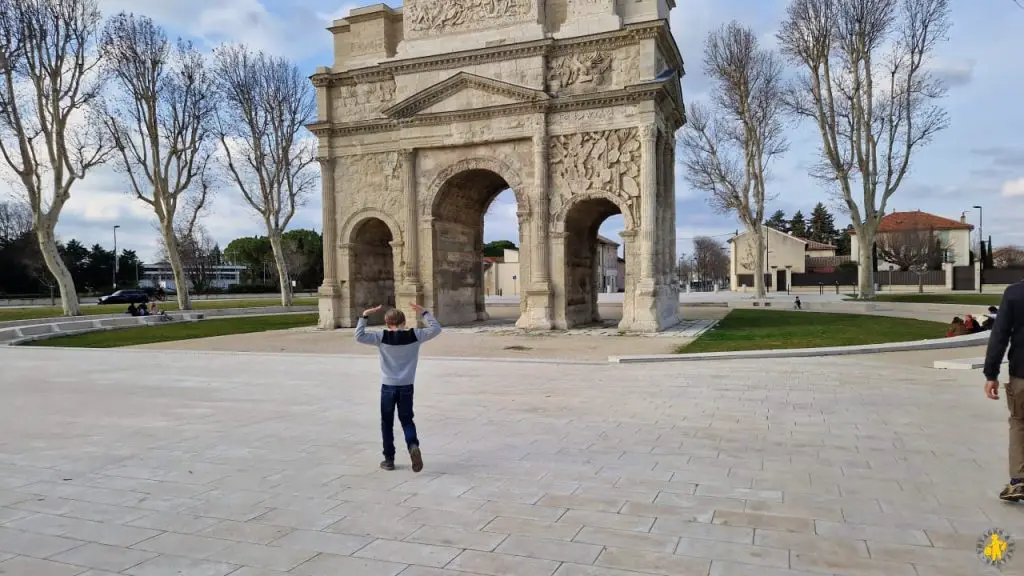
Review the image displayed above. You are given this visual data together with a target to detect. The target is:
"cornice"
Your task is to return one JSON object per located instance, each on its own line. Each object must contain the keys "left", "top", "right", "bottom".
{"left": 314, "top": 20, "right": 672, "bottom": 86}
{"left": 307, "top": 80, "right": 672, "bottom": 138}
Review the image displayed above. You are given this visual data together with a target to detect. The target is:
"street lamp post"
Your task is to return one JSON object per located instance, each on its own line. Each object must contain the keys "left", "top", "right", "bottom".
{"left": 974, "top": 205, "right": 983, "bottom": 293}
{"left": 112, "top": 225, "right": 120, "bottom": 291}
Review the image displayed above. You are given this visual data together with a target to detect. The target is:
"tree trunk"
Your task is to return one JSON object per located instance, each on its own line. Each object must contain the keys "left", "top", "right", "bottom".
{"left": 35, "top": 222, "right": 80, "bottom": 316}
{"left": 268, "top": 231, "right": 293, "bottom": 306}
{"left": 918, "top": 274, "right": 924, "bottom": 293}
{"left": 856, "top": 234, "right": 876, "bottom": 299}
{"left": 161, "top": 226, "right": 192, "bottom": 310}
{"left": 751, "top": 227, "right": 766, "bottom": 299}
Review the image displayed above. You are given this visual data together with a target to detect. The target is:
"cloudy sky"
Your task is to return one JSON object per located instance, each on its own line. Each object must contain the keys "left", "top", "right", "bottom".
{"left": 3, "top": 0, "right": 1021, "bottom": 261}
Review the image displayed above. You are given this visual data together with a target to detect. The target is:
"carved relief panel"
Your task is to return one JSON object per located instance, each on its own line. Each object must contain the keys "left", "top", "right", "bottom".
{"left": 548, "top": 129, "right": 641, "bottom": 228}
{"left": 404, "top": 0, "right": 537, "bottom": 37}
{"left": 336, "top": 152, "right": 405, "bottom": 227}
{"left": 332, "top": 80, "right": 396, "bottom": 122}
{"left": 547, "top": 51, "right": 612, "bottom": 94}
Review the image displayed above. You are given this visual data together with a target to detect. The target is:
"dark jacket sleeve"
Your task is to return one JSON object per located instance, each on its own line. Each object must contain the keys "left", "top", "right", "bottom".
{"left": 984, "top": 289, "right": 1015, "bottom": 380}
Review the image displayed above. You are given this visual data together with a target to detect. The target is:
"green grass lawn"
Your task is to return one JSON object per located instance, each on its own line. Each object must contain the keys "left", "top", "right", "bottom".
{"left": 0, "top": 297, "right": 317, "bottom": 323}
{"left": 677, "top": 309, "right": 947, "bottom": 354}
{"left": 25, "top": 313, "right": 318, "bottom": 348}
{"left": 869, "top": 293, "right": 1002, "bottom": 306}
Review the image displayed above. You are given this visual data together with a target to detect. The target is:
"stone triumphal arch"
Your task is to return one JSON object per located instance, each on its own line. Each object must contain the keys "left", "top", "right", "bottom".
{"left": 311, "top": 0, "right": 684, "bottom": 331}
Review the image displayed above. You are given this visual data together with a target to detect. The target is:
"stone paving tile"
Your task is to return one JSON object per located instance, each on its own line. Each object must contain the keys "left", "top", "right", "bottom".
{"left": 558, "top": 509, "right": 654, "bottom": 532}
{"left": 574, "top": 525, "right": 679, "bottom": 553}
{"left": 706, "top": 560, "right": 829, "bottom": 576}
{"left": 125, "top": 512, "right": 222, "bottom": 534}
{"left": 11, "top": 497, "right": 150, "bottom": 524}
{"left": 6, "top": 513, "right": 161, "bottom": 546}
{"left": 0, "top": 556, "right": 88, "bottom": 576}
{"left": 713, "top": 510, "right": 814, "bottom": 533}
{"left": 0, "top": 526, "right": 85, "bottom": 557}
{"left": 325, "top": 516, "right": 423, "bottom": 540}
{"left": 196, "top": 519, "right": 293, "bottom": 544}
{"left": 674, "top": 536, "right": 790, "bottom": 568}
{"left": 290, "top": 552, "right": 407, "bottom": 576}
{"left": 130, "top": 532, "right": 235, "bottom": 559}
{"left": 122, "top": 555, "right": 240, "bottom": 576}
{"left": 207, "top": 540, "right": 317, "bottom": 571}
{"left": 495, "top": 534, "right": 602, "bottom": 564}
{"left": 48, "top": 543, "right": 158, "bottom": 573}
{"left": 404, "top": 525, "right": 509, "bottom": 551}
{"left": 814, "top": 519, "right": 931, "bottom": 546}
{"left": 270, "top": 528, "right": 373, "bottom": 555}
{"left": 446, "top": 550, "right": 561, "bottom": 576}
{"left": 595, "top": 546, "right": 712, "bottom": 576}
{"left": 754, "top": 528, "right": 869, "bottom": 558}
{"left": 790, "top": 551, "right": 918, "bottom": 576}
{"left": 650, "top": 518, "right": 754, "bottom": 544}
{"left": 355, "top": 538, "right": 462, "bottom": 567}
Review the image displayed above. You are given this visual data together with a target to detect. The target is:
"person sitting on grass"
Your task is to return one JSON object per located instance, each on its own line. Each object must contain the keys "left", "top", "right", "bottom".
{"left": 965, "top": 314, "right": 982, "bottom": 334}
{"left": 126, "top": 303, "right": 139, "bottom": 316}
{"left": 355, "top": 303, "right": 443, "bottom": 473}
{"left": 947, "top": 317, "right": 967, "bottom": 337}
{"left": 148, "top": 303, "right": 170, "bottom": 320}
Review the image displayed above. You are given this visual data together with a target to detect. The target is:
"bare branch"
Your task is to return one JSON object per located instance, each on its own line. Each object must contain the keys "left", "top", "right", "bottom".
{"left": 100, "top": 12, "right": 217, "bottom": 311}
{"left": 678, "top": 22, "right": 788, "bottom": 298}
{"left": 777, "top": 0, "right": 950, "bottom": 298}
{"left": 212, "top": 43, "right": 316, "bottom": 306}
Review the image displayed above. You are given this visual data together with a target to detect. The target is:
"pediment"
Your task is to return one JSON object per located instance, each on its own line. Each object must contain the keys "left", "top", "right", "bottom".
{"left": 382, "top": 72, "right": 549, "bottom": 119}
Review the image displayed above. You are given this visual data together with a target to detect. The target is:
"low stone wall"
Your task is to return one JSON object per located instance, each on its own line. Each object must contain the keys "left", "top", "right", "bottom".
{"left": 1, "top": 313, "right": 205, "bottom": 346}
{"left": 0, "top": 305, "right": 316, "bottom": 331}
{"left": 2, "top": 305, "right": 317, "bottom": 346}
{"left": 726, "top": 300, "right": 990, "bottom": 324}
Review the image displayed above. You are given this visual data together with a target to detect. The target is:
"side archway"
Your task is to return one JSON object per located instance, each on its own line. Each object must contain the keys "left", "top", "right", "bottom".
{"left": 345, "top": 211, "right": 402, "bottom": 325}
{"left": 553, "top": 192, "right": 636, "bottom": 329}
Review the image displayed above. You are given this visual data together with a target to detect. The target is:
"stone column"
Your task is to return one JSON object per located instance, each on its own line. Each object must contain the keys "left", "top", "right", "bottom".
{"left": 397, "top": 149, "right": 423, "bottom": 323}
{"left": 518, "top": 113, "right": 553, "bottom": 330}
{"left": 639, "top": 124, "right": 657, "bottom": 282}
{"left": 317, "top": 157, "right": 341, "bottom": 329}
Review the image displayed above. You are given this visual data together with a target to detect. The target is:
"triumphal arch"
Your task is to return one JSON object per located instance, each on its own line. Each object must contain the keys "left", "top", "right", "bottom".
{"left": 311, "top": 0, "right": 684, "bottom": 331}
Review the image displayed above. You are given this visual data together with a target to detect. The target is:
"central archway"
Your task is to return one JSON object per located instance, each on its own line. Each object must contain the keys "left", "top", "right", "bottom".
{"left": 428, "top": 162, "right": 527, "bottom": 326}
{"left": 349, "top": 217, "right": 397, "bottom": 325}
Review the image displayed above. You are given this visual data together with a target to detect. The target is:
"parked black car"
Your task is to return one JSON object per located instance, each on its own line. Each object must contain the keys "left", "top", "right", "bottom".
{"left": 97, "top": 289, "right": 150, "bottom": 305}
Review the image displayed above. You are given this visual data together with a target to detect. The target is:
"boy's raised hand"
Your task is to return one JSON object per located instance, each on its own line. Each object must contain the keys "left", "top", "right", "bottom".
{"left": 410, "top": 303, "right": 425, "bottom": 314}
{"left": 362, "top": 304, "right": 383, "bottom": 317}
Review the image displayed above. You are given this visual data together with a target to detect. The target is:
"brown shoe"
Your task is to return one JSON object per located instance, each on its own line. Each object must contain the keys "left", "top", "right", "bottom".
{"left": 409, "top": 446, "right": 423, "bottom": 473}
{"left": 999, "top": 482, "right": 1024, "bottom": 502}
{"left": 380, "top": 460, "right": 395, "bottom": 471}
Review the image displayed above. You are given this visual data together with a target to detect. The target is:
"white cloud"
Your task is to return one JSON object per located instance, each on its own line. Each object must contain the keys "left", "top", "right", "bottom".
{"left": 1002, "top": 178, "right": 1024, "bottom": 198}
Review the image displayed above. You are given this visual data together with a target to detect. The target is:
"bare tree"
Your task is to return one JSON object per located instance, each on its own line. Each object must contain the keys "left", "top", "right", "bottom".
{"left": 692, "top": 236, "right": 730, "bottom": 287}
{"left": 777, "top": 0, "right": 951, "bottom": 299}
{"left": 875, "top": 228, "right": 948, "bottom": 292}
{"left": 100, "top": 12, "right": 215, "bottom": 312}
{"left": 994, "top": 245, "right": 1024, "bottom": 268}
{"left": 0, "top": 0, "right": 108, "bottom": 315}
{"left": 0, "top": 199, "right": 32, "bottom": 242}
{"left": 679, "top": 22, "right": 788, "bottom": 300}
{"left": 173, "top": 225, "right": 218, "bottom": 294}
{"left": 676, "top": 254, "right": 694, "bottom": 286}
{"left": 212, "top": 44, "right": 316, "bottom": 306}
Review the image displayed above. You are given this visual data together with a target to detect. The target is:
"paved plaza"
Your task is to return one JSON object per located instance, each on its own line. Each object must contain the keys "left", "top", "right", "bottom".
{"left": 2, "top": 346, "right": 1023, "bottom": 575}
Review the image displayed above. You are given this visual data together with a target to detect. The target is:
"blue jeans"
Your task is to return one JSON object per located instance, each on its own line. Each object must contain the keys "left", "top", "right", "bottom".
{"left": 381, "top": 384, "right": 418, "bottom": 461}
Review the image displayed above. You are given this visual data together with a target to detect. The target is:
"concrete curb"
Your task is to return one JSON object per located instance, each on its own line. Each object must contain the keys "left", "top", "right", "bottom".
{"left": 3, "top": 307, "right": 317, "bottom": 346}
{"left": 609, "top": 331, "right": 991, "bottom": 364}
{"left": 0, "top": 305, "right": 317, "bottom": 330}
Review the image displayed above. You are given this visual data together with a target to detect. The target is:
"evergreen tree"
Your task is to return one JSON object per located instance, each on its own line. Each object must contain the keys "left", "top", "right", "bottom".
{"left": 790, "top": 210, "right": 807, "bottom": 238}
{"left": 809, "top": 202, "right": 838, "bottom": 245}
{"left": 765, "top": 210, "right": 789, "bottom": 233}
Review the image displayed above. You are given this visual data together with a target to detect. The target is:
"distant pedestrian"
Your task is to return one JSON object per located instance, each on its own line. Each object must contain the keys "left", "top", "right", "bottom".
{"left": 794, "top": 296, "right": 802, "bottom": 311}
{"left": 355, "top": 302, "right": 443, "bottom": 472}
{"left": 983, "top": 281, "right": 1024, "bottom": 501}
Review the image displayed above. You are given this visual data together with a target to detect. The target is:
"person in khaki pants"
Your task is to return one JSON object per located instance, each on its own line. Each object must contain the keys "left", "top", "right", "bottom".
{"left": 984, "top": 281, "right": 1024, "bottom": 501}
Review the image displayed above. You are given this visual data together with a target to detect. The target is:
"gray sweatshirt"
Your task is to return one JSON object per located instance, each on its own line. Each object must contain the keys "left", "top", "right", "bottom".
{"left": 355, "top": 311, "right": 443, "bottom": 386}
